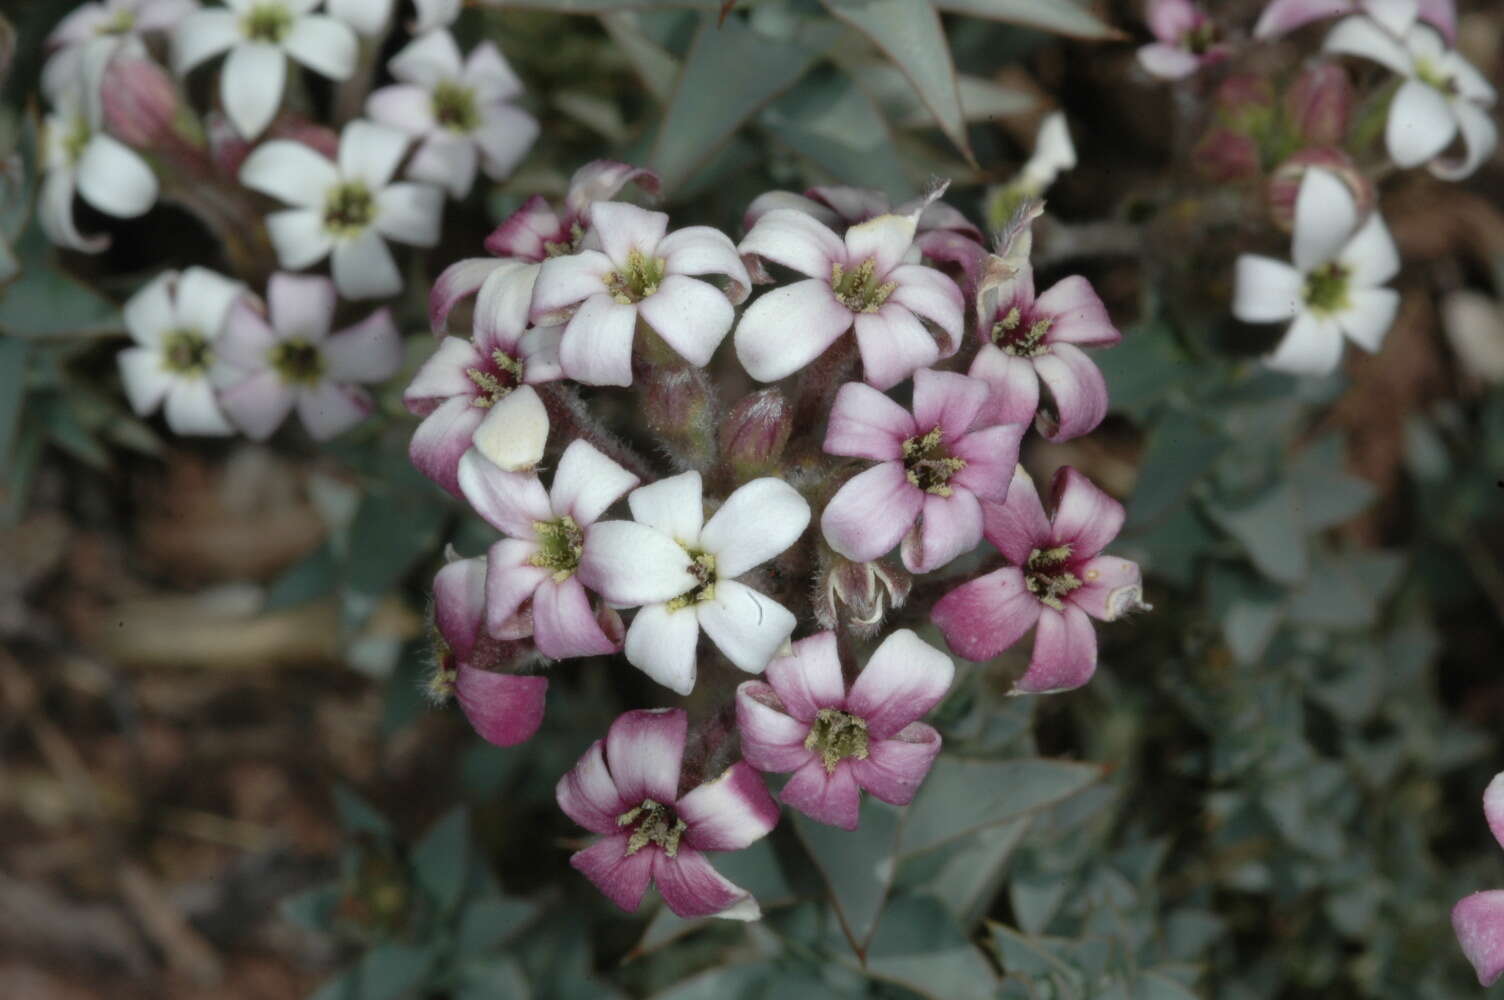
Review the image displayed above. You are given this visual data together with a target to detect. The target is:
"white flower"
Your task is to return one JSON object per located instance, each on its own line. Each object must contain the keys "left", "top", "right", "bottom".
{"left": 1324, "top": 1, "right": 1496, "bottom": 179}
{"left": 1018, "top": 112, "right": 1077, "bottom": 195}
{"left": 172, "top": 0, "right": 358, "bottom": 139}
{"left": 40, "top": 53, "right": 159, "bottom": 253}
{"left": 239, "top": 118, "right": 443, "bottom": 300}
{"left": 118, "top": 267, "right": 245, "bottom": 435}
{"left": 366, "top": 29, "right": 538, "bottom": 200}
{"left": 43, "top": 0, "right": 197, "bottom": 100}
{"left": 1233, "top": 167, "right": 1400, "bottom": 376}
{"left": 326, "top": 0, "right": 458, "bottom": 36}
{"left": 622, "top": 472, "right": 810, "bottom": 695}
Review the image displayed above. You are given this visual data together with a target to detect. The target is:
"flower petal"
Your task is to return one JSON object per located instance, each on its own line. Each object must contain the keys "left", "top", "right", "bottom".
{"left": 1035, "top": 342, "right": 1111, "bottom": 443}
{"left": 375, "top": 182, "right": 443, "bottom": 248}
{"left": 467, "top": 40, "right": 527, "bottom": 101}
{"left": 457, "top": 449, "right": 552, "bottom": 537}
{"left": 656, "top": 226, "right": 751, "bottom": 303}
{"left": 404, "top": 337, "right": 481, "bottom": 414}
{"left": 327, "top": 0, "right": 395, "bottom": 36}
{"left": 886, "top": 264, "right": 964, "bottom": 352}
{"left": 1454, "top": 891, "right": 1504, "bottom": 987}
{"left": 623, "top": 603, "right": 701, "bottom": 695}
{"left": 366, "top": 83, "right": 436, "bottom": 135}
{"left": 124, "top": 272, "right": 175, "bottom": 346}
{"left": 1073, "top": 554, "right": 1147, "bottom": 621}
{"left": 1385, "top": 79, "right": 1458, "bottom": 169}
{"left": 323, "top": 309, "right": 401, "bottom": 383}
{"left": 172, "top": 9, "right": 239, "bottom": 74}
{"left": 1338, "top": 210, "right": 1400, "bottom": 287}
{"left": 981, "top": 465, "right": 1051, "bottom": 564}
{"left": 559, "top": 293, "right": 637, "bottom": 387}
{"left": 474, "top": 104, "right": 539, "bottom": 181}
{"left": 932, "top": 566, "right": 1042, "bottom": 662}
{"left": 339, "top": 118, "right": 410, "bottom": 190}
{"left": 912, "top": 368, "right": 989, "bottom": 441}
{"left": 764, "top": 631, "right": 845, "bottom": 723}
{"left": 117, "top": 347, "right": 173, "bottom": 417}
{"left": 470, "top": 384, "right": 548, "bottom": 472}
{"left": 430, "top": 257, "right": 503, "bottom": 332}
{"left": 606, "top": 707, "right": 686, "bottom": 805}
{"left": 636, "top": 274, "right": 733, "bottom": 367}
{"left": 592, "top": 201, "right": 669, "bottom": 266}
{"left": 652, "top": 848, "right": 759, "bottom": 920}
{"left": 820, "top": 461, "right": 923, "bottom": 564}
{"left": 174, "top": 268, "right": 244, "bottom": 338}
{"left": 75, "top": 135, "right": 158, "bottom": 218}
{"left": 1265, "top": 311, "right": 1345, "bottom": 376}
{"left": 1292, "top": 167, "right": 1359, "bottom": 272}
{"left": 218, "top": 370, "right": 295, "bottom": 441}
{"left": 221, "top": 42, "right": 286, "bottom": 138}
{"left": 558, "top": 739, "right": 627, "bottom": 834}
{"left": 700, "top": 477, "right": 810, "bottom": 578}
{"left": 847, "top": 628, "right": 954, "bottom": 740}
{"left": 434, "top": 555, "right": 487, "bottom": 658}
{"left": 532, "top": 577, "right": 620, "bottom": 659}
{"left": 1048, "top": 467, "right": 1125, "bottom": 559}
{"left": 1037, "top": 275, "right": 1121, "bottom": 347}
{"left": 968, "top": 345, "right": 1041, "bottom": 428}
{"left": 735, "top": 681, "right": 815, "bottom": 773}
{"left": 698, "top": 580, "right": 797, "bottom": 674}
{"left": 1015, "top": 604, "right": 1098, "bottom": 694}
{"left": 679, "top": 762, "right": 779, "bottom": 852}
{"left": 283, "top": 14, "right": 357, "bottom": 80}
{"left": 781, "top": 756, "right": 861, "bottom": 830}
{"left": 239, "top": 138, "right": 337, "bottom": 208}
{"left": 579, "top": 521, "right": 696, "bottom": 606}
{"left": 1255, "top": 0, "right": 1352, "bottom": 38}
{"left": 484, "top": 538, "right": 548, "bottom": 637}
{"left": 1136, "top": 42, "right": 1200, "bottom": 80}
{"left": 1431, "top": 98, "right": 1498, "bottom": 182}
{"left": 823, "top": 381, "right": 915, "bottom": 461}
{"left": 532, "top": 249, "right": 613, "bottom": 320}
{"left": 570, "top": 835, "right": 654, "bottom": 913}
{"left": 1339, "top": 288, "right": 1400, "bottom": 353}
{"left": 296, "top": 381, "right": 372, "bottom": 440}
{"left": 854, "top": 306, "right": 941, "bottom": 391}
{"left": 627, "top": 470, "right": 703, "bottom": 546}
{"left": 455, "top": 667, "right": 547, "bottom": 747}
{"left": 843, "top": 213, "right": 916, "bottom": 279}
{"left": 1323, "top": 13, "right": 1413, "bottom": 74}
{"left": 551, "top": 439, "right": 640, "bottom": 527}
{"left": 266, "top": 210, "right": 335, "bottom": 270}
{"left": 164, "top": 379, "right": 234, "bottom": 435}
{"left": 734, "top": 278, "right": 852, "bottom": 384}
{"left": 849, "top": 722, "right": 942, "bottom": 807}
{"left": 738, "top": 208, "right": 843, "bottom": 279}
{"left": 1233, "top": 255, "right": 1305, "bottom": 323}
{"left": 901, "top": 489, "right": 983, "bottom": 574}
{"left": 331, "top": 230, "right": 402, "bottom": 301}
{"left": 950, "top": 424, "right": 1025, "bottom": 502}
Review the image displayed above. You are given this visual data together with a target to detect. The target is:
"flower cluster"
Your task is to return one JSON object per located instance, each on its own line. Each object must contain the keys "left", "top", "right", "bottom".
{"left": 410, "top": 152, "right": 1148, "bottom": 918}
{"left": 1454, "top": 773, "right": 1504, "bottom": 986}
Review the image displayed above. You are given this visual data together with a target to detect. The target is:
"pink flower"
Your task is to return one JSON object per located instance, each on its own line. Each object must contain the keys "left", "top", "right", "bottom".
{"left": 1138, "top": 0, "right": 1229, "bottom": 80}
{"left": 932, "top": 466, "right": 1147, "bottom": 693}
{"left": 214, "top": 273, "right": 401, "bottom": 441}
{"left": 966, "top": 254, "right": 1121, "bottom": 442}
{"left": 428, "top": 161, "right": 659, "bottom": 333}
{"left": 529, "top": 202, "right": 750, "bottom": 386}
{"left": 734, "top": 208, "right": 964, "bottom": 389}
{"left": 431, "top": 554, "right": 547, "bottom": 748}
{"left": 404, "top": 261, "right": 562, "bottom": 496}
{"left": 1453, "top": 773, "right": 1504, "bottom": 986}
{"left": 735, "top": 630, "right": 951, "bottom": 831}
{"left": 820, "top": 369, "right": 1023, "bottom": 573}
{"left": 1256, "top": 0, "right": 1455, "bottom": 43}
{"left": 457, "top": 440, "right": 699, "bottom": 660}
{"left": 556, "top": 708, "right": 779, "bottom": 919}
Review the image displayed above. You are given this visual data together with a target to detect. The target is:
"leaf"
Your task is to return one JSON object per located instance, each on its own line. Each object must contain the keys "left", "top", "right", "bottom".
{"left": 851, "top": 62, "right": 1037, "bottom": 128}
{"left": 650, "top": 14, "right": 821, "bottom": 191}
{"left": 858, "top": 895, "right": 998, "bottom": 1000}
{"left": 793, "top": 798, "right": 901, "bottom": 954}
{"left": 0, "top": 226, "right": 122, "bottom": 339}
{"left": 1207, "top": 566, "right": 1286, "bottom": 665}
{"left": 455, "top": 956, "right": 531, "bottom": 1000}
{"left": 1289, "top": 435, "right": 1376, "bottom": 531}
{"left": 1124, "top": 412, "right": 1226, "bottom": 530}
{"left": 901, "top": 816, "right": 1031, "bottom": 927}
{"left": 822, "top": 0, "right": 973, "bottom": 163}
{"left": 333, "top": 785, "right": 393, "bottom": 839}
{"left": 264, "top": 542, "right": 337, "bottom": 611}
{"left": 310, "top": 944, "right": 439, "bottom": 1000}
{"left": 0, "top": 334, "right": 27, "bottom": 463}
{"left": 279, "top": 883, "right": 341, "bottom": 932}
{"left": 411, "top": 807, "right": 471, "bottom": 914}
{"left": 1205, "top": 482, "right": 1308, "bottom": 585}
{"left": 933, "top": 0, "right": 1122, "bottom": 39}
{"left": 342, "top": 487, "right": 446, "bottom": 623}
{"left": 761, "top": 72, "right": 915, "bottom": 197}
{"left": 897, "top": 757, "right": 1102, "bottom": 857}
{"left": 1284, "top": 548, "right": 1391, "bottom": 629}
{"left": 599, "top": 12, "right": 681, "bottom": 101}
{"left": 456, "top": 897, "right": 538, "bottom": 955}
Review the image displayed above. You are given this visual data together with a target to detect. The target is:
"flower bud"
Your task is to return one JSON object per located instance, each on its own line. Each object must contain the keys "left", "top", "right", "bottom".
{"left": 1267, "top": 147, "right": 1373, "bottom": 232}
{"left": 1212, "top": 73, "right": 1276, "bottom": 130}
{"left": 1286, "top": 63, "right": 1353, "bottom": 146}
{"left": 1191, "top": 127, "right": 1261, "bottom": 182}
{"left": 815, "top": 555, "right": 910, "bottom": 638}
{"left": 719, "top": 389, "right": 792, "bottom": 482}
{"left": 209, "top": 111, "right": 339, "bottom": 178}
{"left": 644, "top": 364, "right": 716, "bottom": 469}
{"left": 101, "top": 55, "right": 202, "bottom": 154}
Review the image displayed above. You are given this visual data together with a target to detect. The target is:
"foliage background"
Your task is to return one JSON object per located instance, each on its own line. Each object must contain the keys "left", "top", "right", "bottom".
{"left": 2, "top": 0, "right": 1504, "bottom": 997}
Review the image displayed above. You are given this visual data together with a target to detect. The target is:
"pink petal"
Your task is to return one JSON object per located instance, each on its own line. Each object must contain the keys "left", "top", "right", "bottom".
{"left": 592, "top": 201, "right": 669, "bottom": 269}
{"left": 532, "top": 577, "right": 621, "bottom": 659}
{"left": 1072, "top": 555, "right": 1146, "bottom": 622}
{"left": 605, "top": 707, "right": 687, "bottom": 805}
{"left": 886, "top": 264, "right": 964, "bottom": 354}
{"left": 455, "top": 666, "right": 547, "bottom": 748}
{"left": 847, "top": 628, "right": 954, "bottom": 740}
{"left": 409, "top": 396, "right": 484, "bottom": 498}
{"left": 823, "top": 381, "right": 915, "bottom": 461}
{"left": 950, "top": 424, "right": 1025, "bottom": 503}
{"left": 1048, "top": 467, "right": 1125, "bottom": 560}
{"left": 557, "top": 739, "right": 628, "bottom": 834}
{"left": 404, "top": 336, "right": 483, "bottom": 414}
{"left": 484, "top": 194, "right": 564, "bottom": 262}
{"left": 742, "top": 190, "right": 842, "bottom": 231}
{"left": 781, "top": 756, "right": 861, "bottom": 830}
{"left": 931, "top": 566, "right": 1043, "bottom": 662}
{"left": 636, "top": 274, "right": 733, "bottom": 368}
{"left": 217, "top": 299, "right": 278, "bottom": 369}
{"left": 733, "top": 278, "right": 853, "bottom": 384}
{"left": 853, "top": 307, "right": 941, "bottom": 391}
{"left": 1416, "top": 0, "right": 1456, "bottom": 41}
{"left": 295, "top": 382, "right": 372, "bottom": 441}
{"left": 1015, "top": 604, "right": 1098, "bottom": 694}
{"left": 1137, "top": 42, "right": 1200, "bottom": 80}
{"left": 457, "top": 451, "right": 552, "bottom": 538}
{"left": 819, "top": 461, "right": 924, "bottom": 564}
{"left": 735, "top": 681, "right": 817, "bottom": 774}
{"left": 1455, "top": 891, "right": 1504, "bottom": 986}
{"left": 763, "top": 631, "right": 846, "bottom": 724}
{"left": 429, "top": 257, "right": 503, "bottom": 332}
{"left": 484, "top": 539, "right": 549, "bottom": 638}
{"left": 968, "top": 344, "right": 1042, "bottom": 428}
{"left": 849, "top": 722, "right": 942, "bottom": 807}
{"left": 570, "top": 835, "right": 655, "bottom": 913}
{"left": 651, "top": 847, "right": 757, "bottom": 920}
{"left": 911, "top": 368, "right": 990, "bottom": 441}
{"left": 268, "top": 272, "right": 337, "bottom": 341}
{"left": 980, "top": 466, "right": 1052, "bottom": 565}
{"left": 1147, "top": 0, "right": 1201, "bottom": 41}
{"left": 433, "top": 556, "right": 487, "bottom": 659}
{"left": 679, "top": 762, "right": 779, "bottom": 852}
{"left": 559, "top": 293, "right": 638, "bottom": 387}
{"left": 472, "top": 260, "right": 538, "bottom": 358}
{"left": 564, "top": 160, "right": 661, "bottom": 220}
{"left": 1037, "top": 276, "right": 1120, "bottom": 348}
{"left": 1485, "top": 773, "right": 1504, "bottom": 852}
{"left": 1035, "top": 342, "right": 1110, "bottom": 443}
{"left": 218, "top": 370, "right": 296, "bottom": 441}
{"left": 901, "top": 486, "right": 984, "bottom": 574}
{"left": 323, "top": 308, "right": 402, "bottom": 384}
{"left": 737, "top": 208, "right": 844, "bottom": 280}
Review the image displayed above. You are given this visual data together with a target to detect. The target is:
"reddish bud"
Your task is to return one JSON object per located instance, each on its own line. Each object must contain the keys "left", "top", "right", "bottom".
{"left": 1267, "top": 147, "right": 1373, "bottom": 232}
{"left": 719, "top": 389, "right": 792, "bottom": 482}
{"left": 815, "top": 555, "right": 911, "bottom": 638}
{"left": 1191, "top": 127, "right": 1261, "bottom": 182}
{"left": 644, "top": 364, "right": 716, "bottom": 469}
{"left": 1213, "top": 73, "right": 1276, "bottom": 128}
{"left": 1286, "top": 63, "right": 1354, "bottom": 147}
{"left": 101, "top": 56, "right": 200, "bottom": 153}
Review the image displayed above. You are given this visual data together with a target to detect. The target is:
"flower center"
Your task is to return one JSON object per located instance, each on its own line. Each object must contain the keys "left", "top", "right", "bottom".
{"left": 102, "top": 9, "right": 136, "bottom": 34}
{"left": 991, "top": 305, "right": 1053, "bottom": 358}
{"left": 161, "top": 328, "right": 212, "bottom": 375}
{"left": 901, "top": 426, "right": 966, "bottom": 497}
{"left": 1025, "top": 545, "right": 1082, "bottom": 611}
{"left": 269, "top": 338, "right": 324, "bottom": 385}
{"left": 242, "top": 2, "right": 293, "bottom": 43}
{"left": 1302, "top": 262, "right": 1350, "bottom": 316}
{"left": 604, "top": 248, "right": 665, "bottom": 304}
{"left": 617, "top": 799, "right": 686, "bottom": 856}
{"left": 529, "top": 516, "right": 584, "bottom": 581}
{"left": 665, "top": 550, "right": 717, "bottom": 611}
{"left": 1413, "top": 57, "right": 1457, "bottom": 95}
{"left": 324, "top": 182, "right": 375, "bottom": 237}
{"left": 466, "top": 349, "right": 524, "bottom": 407}
{"left": 61, "top": 115, "right": 92, "bottom": 165}
{"left": 804, "top": 708, "right": 870, "bottom": 774}
{"left": 830, "top": 257, "right": 896, "bottom": 313}
{"left": 431, "top": 80, "right": 480, "bottom": 134}
{"left": 544, "top": 222, "right": 586, "bottom": 258}
{"left": 1181, "top": 21, "right": 1217, "bottom": 55}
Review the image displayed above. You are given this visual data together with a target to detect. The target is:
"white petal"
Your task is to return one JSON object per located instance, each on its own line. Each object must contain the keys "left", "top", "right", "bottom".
{"left": 164, "top": 378, "right": 234, "bottom": 436}
{"left": 375, "top": 182, "right": 443, "bottom": 247}
{"left": 408, "top": 134, "right": 478, "bottom": 200}
{"left": 322, "top": 308, "right": 402, "bottom": 383}
{"left": 118, "top": 346, "right": 174, "bottom": 416}
{"left": 40, "top": 169, "right": 106, "bottom": 254}
{"left": 1438, "top": 51, "right": 1496, "bottom": 105}
{"left": 296, "top": 381, "right": 372, "bottom": 440}
{"left": 559, "top": 294, "right": 637, "bottom": 387}
{"left": 1292, "top": 167, "right": 1358, "bottom": 271}
{"left": 174, "top": 268, "right": 245, "bottom": 339}
{"left": 624, "top": 604, "right": 701, "bottom": 695}
{"left": 471, "top": 384, "right": 548, "bottom": 471}
{"left": 698, "top": 580, "right": 796, "bottom": 675}
{"left": 465, "top": 41, "right": 526, "bottom": 101}
{"left": 474, "top": 105, "right": 539, "bottom": 181}
{"left": 636, "top": 274, "right": 733, "bottom": 368}
{"left": 75, "top": 135, "right": 157, "bottom": 218}
{"left": 366, "top": 84, "right": 436, "bottom": 135}
{"left": 738, "top": 208, "right": 844, "bottom": 279}
{"left": 656, "top": 226, "right": 750, "bottom": 303}
{"left": 592, "top": 201, "right": 670, "bottom": 267}
{"left": 388, "top": 27, "right": 464, "bottom": 87}
{"left": 412, "top": 0, "right": 462, "bottom": 33}
{"left": 265, "top": 209, "right": 335, "bottom": 270}
{"left": 1385, "top": 79, "right": 1458, "bottom": 168}
{"left": 340, "top": 118, "right": 411, "bottom": 190}
{"left": 326, "top": 0, "right": 394, "bottom": 36}
{"left": 239, "top": 140, "right": 338, "bottom": 208}
{"left": 628, "top": 471, "right": 704, "bottom": 547}
{"left": 579, "top": 521, "right": 696, "bottom": 606}
{"left": 733, "top": 278, "right": 852, "bottom": 383}
{"left": 1323, "top": 14, "right": 1414, "bottom": 74}
{"left": 531, "top": 250, "right": 613, "bottom": 320}
{"left": 1365, "top": 0, "right": 1419, "bottom": 36}
{"left": 550, "top": 439, "right": 640, "bottom": 527}
{"left": 1233, "top": 255, "right": 1304, "bottom": 323}
{"left": 221, "top": 42, "right": 287, "bottom": 139}
{"left": 1338, "top": 287, "right": 1400, "bottom": 352}
{"left": 700, "top": 477, "right": 810, "bottom": 579}
{"left": 282, "top": 15, "right": 358, "bottom": 81}
{"left": 1430, "top": 99, "right": 1498, "bottom": 181}
{"left": 331, "top": 230, "right": 402, "bottom": 300}
{"left": 1136, "top": 42, "right": 1201, "bottom": 80}
{"left": 124, "top": 272, "right": 177, "bottom": 346}
{"left": 1021, "top": 111, "right": 1076, "bottom": 191}
{"left": 1338, "top": 211, "right": 1400, "bottom": 287}
{"left": 843, "top": 213, "right": 917, "bottom": 279}
{"left": 172, "top": 9, "right": 239, "bottom": 74}
{"left": 1266, "top": 311, "right": 1345, "bottom": 375}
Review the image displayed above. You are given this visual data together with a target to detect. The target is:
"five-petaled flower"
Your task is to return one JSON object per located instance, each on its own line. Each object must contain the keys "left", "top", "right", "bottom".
{"left": 1452, "top": 771, "right": 1504, "bottom": 986}
{"left": 735, "top": 206, "right": 964, "bottom": 390}
{"left": 240, "top": 118, "right": 443, "bottom": 300}
{"left": 1233, "top": 166, "right": 1400, "bottom": 375}
{"left": 1323, "top": 0, "right": 1495, "bottom": 179}
{"left": 820, "top": 369, "right": 1023, "bottom": 574}
{"left": 404, "top": 261, "right": 562, "bottom": 497}
{"left": 530, "top": 202, "right": 751, "bottom": 387}
{"left": 366, "top": 28, "right": 538, "bottom": 201}
{"left": 557, "top": 708, "right": 779, "bottom": 919}
{"left": 214, "top": 272, "right": 401, "bottom": 440}
{"left": 1256, "top": 0, "right": 1455, "bottom": 42}
{"left": 457, "top": 440, "right": 703, "bottom": 660}
{"left": 172, "top": 0, "right": 358, "bottom": 139}
{"left": 1138, "top": 0, "right": 1229, "bottom": 80}
{"left": 118, "top": 267, "right": 246, "bottom": 435}
{"left": 736, "top": 629, "right": 951, "bottom": 830}
{"left": 932, "top": 465, "right": 1146, "bottom": 693}
{"left": 622, "top": 472, "right": 810, "bottom": 695}
{"left": 44, "top": 0, "right": 195, "bottom": 99}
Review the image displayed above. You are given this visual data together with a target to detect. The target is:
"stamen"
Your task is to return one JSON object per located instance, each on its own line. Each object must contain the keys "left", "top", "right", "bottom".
{"left": 1302, "top": 262, "right": 1351, "bottom": 316}
{"left": 617, "top": 799, "right": 687, "bottom": 857}
{"left": 544, "top": 223, "right": 586, "bottom": 258}
{"left": 902, "top": 426, "right": 967, "bottom": 497}
{"left": 804, "top": 708, "right": 870, "bottom": 774}
{"left": 466, "top": 349, "right": 525, "bottom": 407}
{"left": 992, "top": 305, "right": 1053, "bottom": 357}
{"left": 431, "top": 80, "right": 480, "bottom": 134}
{"left": 241, "top": 2, "right": 293, "bottom": 43}
{"left": 665, "top": 551, "right": 717, "bottom": 611}
{"left": 830, "top": 257, "right": 897, "bottom": 313}
{"left": 160, "top": 329, "right": 212, "bottom": 375}
{"left": 324, "top": 182, "right": 375, "bottom": 237}
{"left": 1024, "top": 545, "right": 1082, "bottom": 611}
{"left": 269, "top": 338, "right": 325, "bottom": 386}
{"left": 603, "top": 248, "right": 665, "bottom": 304}
{"left": 529, "top": 516, "right": 584, "bottom": 581}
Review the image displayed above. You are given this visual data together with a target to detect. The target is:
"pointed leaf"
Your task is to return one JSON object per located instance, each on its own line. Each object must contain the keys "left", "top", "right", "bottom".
{"left": 793, "top": 798, "right": 902, "bottom": 954}
{"left": 411, "top": 808, "right": 471, "bottom": 914}
{"left": 859, "top": 895, "right": 998, "bottom": 1000}
{"left": 1205, "top": 482, "right": 1308, "bottom": 585}
{"left": 934, "top": 0, "right": 1122, "bottom": 39}
{"left": 897, "top": 757, "right": 1102, "bottom": 856}
{"left": 761, "top": 74, "right": 915, "bottom": 197}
